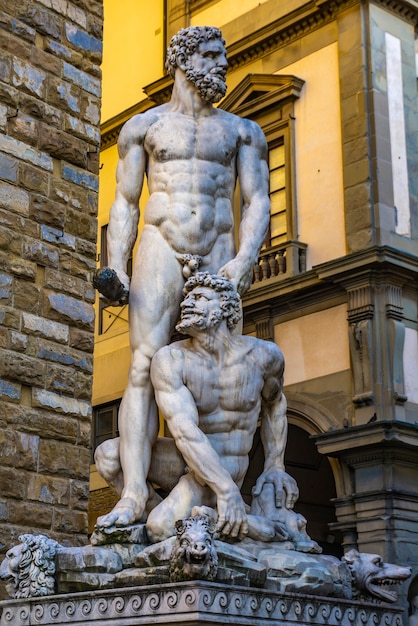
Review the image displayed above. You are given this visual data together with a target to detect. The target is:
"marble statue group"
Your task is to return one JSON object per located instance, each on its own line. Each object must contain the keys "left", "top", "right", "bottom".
{"left": 93, "top": 24, "right": 304, "bottom": 545}
{"left": 1, "top": 26, "right": 411, "bottom": 611}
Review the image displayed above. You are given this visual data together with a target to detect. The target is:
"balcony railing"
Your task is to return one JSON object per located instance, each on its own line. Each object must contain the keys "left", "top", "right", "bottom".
{"left": 252, "top": 240, "right": 307, "bottom": 284}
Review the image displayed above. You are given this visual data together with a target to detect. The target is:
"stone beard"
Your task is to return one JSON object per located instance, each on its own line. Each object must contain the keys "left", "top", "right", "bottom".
{"left": 184, "top": 63, "right": 227, "bottom": 103}
{"left": 176, "top": 308, "right": 223, "bottom": 334}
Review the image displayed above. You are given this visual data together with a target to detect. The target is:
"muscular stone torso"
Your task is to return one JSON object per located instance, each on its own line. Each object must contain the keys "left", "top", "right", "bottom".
{"left": 143, "top": 111, "right": 240, "bottom": 256}
{"left": 181, "top": 337, "right": 266, "bottom": 485}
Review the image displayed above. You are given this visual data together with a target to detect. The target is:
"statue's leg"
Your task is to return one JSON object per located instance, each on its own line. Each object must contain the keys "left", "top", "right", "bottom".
{"left": 146, "top": 473, "right": 215, "bottom": 543}
{"left": 94, "top": 437, "right": 123, "bottom": 495}
{"left": 96, "top": 226, "right": 184, "bottom": 528}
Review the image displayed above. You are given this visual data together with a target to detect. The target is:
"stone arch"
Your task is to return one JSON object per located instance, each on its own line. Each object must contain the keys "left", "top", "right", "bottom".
{"left": 241, "top": 391, "right": 343, "bottom": 555}
{"left": 286, "top": 392, "right": 344, "bottom": 499}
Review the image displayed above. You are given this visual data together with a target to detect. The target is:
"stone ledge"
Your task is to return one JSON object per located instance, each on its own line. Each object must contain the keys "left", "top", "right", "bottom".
{"left": 0, "top": 582, "right": 405, "bottom": 626}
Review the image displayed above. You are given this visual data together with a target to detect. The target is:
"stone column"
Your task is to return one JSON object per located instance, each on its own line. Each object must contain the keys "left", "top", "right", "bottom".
{"left": 0, "top": 0, "right": 103, "bottom": 570}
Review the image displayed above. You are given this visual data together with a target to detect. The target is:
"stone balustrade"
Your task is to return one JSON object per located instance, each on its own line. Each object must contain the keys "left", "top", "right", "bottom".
{"left": 253, "top": 241, "right": 307, "bottom": 284}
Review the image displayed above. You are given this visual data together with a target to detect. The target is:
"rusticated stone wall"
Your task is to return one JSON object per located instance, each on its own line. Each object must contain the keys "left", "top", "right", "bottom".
{"left": 0, "top": 0, "right": 103, "bottom": 574}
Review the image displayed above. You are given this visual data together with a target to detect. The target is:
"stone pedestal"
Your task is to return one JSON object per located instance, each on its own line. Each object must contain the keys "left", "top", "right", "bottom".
{"left": 0, "top": 582, "right": 405, "bottom": 626}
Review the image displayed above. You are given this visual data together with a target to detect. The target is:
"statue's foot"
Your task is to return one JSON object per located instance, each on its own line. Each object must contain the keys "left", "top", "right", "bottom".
{"left": 96, "top": 497, "right": 142, "bottom": 528}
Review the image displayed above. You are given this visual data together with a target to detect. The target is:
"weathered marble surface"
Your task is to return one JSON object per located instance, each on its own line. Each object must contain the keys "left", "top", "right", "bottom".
{"left": 93, "top": 25, "right": 271, "bottom": 530}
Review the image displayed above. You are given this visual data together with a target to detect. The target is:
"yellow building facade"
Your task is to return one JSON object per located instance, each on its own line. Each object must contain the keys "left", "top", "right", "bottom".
{"left": 91, "top": 0, "right": 418, "bottom": 614}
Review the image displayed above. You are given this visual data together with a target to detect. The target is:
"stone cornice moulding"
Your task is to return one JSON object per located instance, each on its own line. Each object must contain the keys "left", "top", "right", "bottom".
{"left": 100, "top": 0, "right": 418, "bottom": 150}
{"left": 0, "top": 580, "right": 404, "bottom": 625}
{"left": 315, "top": 420, "right": 418, "bottom": 457}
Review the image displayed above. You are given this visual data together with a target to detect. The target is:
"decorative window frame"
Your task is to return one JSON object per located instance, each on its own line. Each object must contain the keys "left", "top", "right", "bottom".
{"left": 221, "top": 74, "right": 306, "bottom": 282}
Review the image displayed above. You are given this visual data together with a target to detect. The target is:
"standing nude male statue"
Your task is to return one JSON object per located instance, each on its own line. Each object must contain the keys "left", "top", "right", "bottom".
{"left": 95, "top": 26, "right": 270, "bottom": 528}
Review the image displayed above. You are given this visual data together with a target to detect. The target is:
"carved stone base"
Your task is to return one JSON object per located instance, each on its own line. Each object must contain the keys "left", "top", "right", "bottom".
{"left": 0, "top": 581, "right": 405, "bottom": 626}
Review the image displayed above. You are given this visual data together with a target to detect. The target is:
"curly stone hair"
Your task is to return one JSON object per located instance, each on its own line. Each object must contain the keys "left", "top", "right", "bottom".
{"left": 165, "top": 26, "right": 225, "bottom": 78}
{"left": 182, "top": 272, "right": 241, "bottom": 330}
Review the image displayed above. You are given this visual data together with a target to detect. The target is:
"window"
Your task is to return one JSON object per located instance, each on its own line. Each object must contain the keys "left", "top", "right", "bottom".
{"left": 91, "top": 400, "right": 120, "bottom": 460}
{"left": 97, "top": 224, "right": 132, "bottom": 335}
{"left": 267, "top": 138, "right": 287, "bottom": 247}
{"left": 221, "top": 74, "right": 306, "bottom": 280}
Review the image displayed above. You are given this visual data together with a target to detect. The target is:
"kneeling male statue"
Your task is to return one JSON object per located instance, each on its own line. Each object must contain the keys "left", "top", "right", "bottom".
{"left": 96, "top": 273, "right": 318, "bottom": 551}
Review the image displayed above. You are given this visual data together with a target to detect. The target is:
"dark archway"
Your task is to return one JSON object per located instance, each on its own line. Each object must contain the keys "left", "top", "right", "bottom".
{"left": 241, "top": 423, "right": 341, "bottom": 556}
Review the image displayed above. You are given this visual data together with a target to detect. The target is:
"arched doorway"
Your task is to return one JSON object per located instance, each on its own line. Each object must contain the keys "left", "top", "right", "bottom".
{"left": 241, "top": 423, "right": 341, "bottom": 556}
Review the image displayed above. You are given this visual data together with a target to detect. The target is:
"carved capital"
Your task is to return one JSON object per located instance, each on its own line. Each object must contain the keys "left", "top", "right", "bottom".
{"left": 347, "top": 285, "right": 374, "bottom": 323}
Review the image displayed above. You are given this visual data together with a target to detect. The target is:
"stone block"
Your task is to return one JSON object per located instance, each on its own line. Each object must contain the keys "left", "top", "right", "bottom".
{"left": 342, "top": 113, "right": 368, "bottom": 142}
{"left": 342, "top": 136, "right": 369, "bottom": 166}
{"left": 0, "top": 103, "right": 7, "bottom": 131}
{"left": 8, "top": 256, "right": 37, "bottom": 281}
{"left": 69, "top": 327, "right": 94, "bottom": 353}
{"left": 1, "top": 351, "right": 46, "bottom": 386}
{"left": 0, "top": 134, "right": 51, "bottom": 170}
{"left": 0, "top": 49, "right": 11, "bottom": 83}
{"left": 64, "top": 114, "right": 100, "bottom": 143}
{"left": 27, "top": 474, "right": 71, "bottom": 506}
{"left": 22, "top": 238, "right": 59, "bottom": 268}
{"left": 0, "top": 306, "right": 20, "bottom": 329}
{"left": 63, "top": 61, "right": 100, "bottom": 97}
{"left": 344, "top": 159, "right": 370, "bottom": 188}
{"left": 65, "top": 23, "right": 102, "bottom": 59}
{"left": 62, "top": 163, "right": 98, "bottom": 191}
{"left": 39, "top": 123, "right": 88, "bottom": 168}
{"left": 9, "top": 331, "right": 27, "bottom": 352}
{"left": 77, "top": 418, "right": 92, "bottom": 447}
{"left": 74, "top": 370, "right": 93, "bottom": 399}
{"left": 0, "top": 466, "right": 28, "bottom": 499}
{"left": 3, "top": 31, "right": 31, "bottom": 61}
{"left": 0, "top": 81, "right": 18, "bottom": 109}
{"left": 0, "top": 429, "right": 39, "bottom": 471}
{"left": 41, "top": 225, "right": 76, "bottom": 249}
{"left": 81, "top": 93, "right": 100, "bottom": 125}
{"left": 4, "top": 403, "right": 78, "bottom": 443}
{"left": 0, "top": 273, "right": 13, "bottom": 300}
{"left": 65, "top": 207, "right": 97, "bottom": 241}
{"left": 32, "top": 388, "right": 92, "bottom": 420}
{"left": 31, "top": 46, "right": 61, "bottom": 77}
{"left": 18, "top": 91, "right": 61, "bottom": 128}
{"left": 45, "top": 362, "right": 78, "bottom": 395}
{"left": 17, "top": 1, "right": 62, "bottom": 39}
{"left": 344, "top": 182, "right": 371, "bottom": 213}
{"left": 0, "top": 226, "right": 17, "bottom": 254}
{"left": 56, "top": 570, "right": 116, "bottom": 592}
{"left": 0, "top": 152, "right": 17, "bottom": 183}
{"left": 19, "top": 163, "right": 49, "bottom": 195}
{"left": 13, "top": 280, "right": 42, "bottom": 314}
{"left": 347, "top": 227, "right": 373, "bottom": 252}
{"left": 86, "top": 13, "right": 103, "bottom": 39}
{"left": 44, "top": 37, "right": 83, "bottom": 67}
{"left": 30, "top": 197, "right": 65, "bottom": 230}
{"left": 44, "top": 292, "right": 95, "bottom": 329}
{"left": 53, "top": 508, "right": 88, "bottom": 534}
{"left": 66, "top": 4, "right": 87, "bottom": 28}
{"left": 60, "top": 250, "right": 96, "bottom": 280}
{"left": 48, "top": 76, "right": 81, "bottom": 114}
{"left": 8, "top": 499, "right": 53, "bottom": 528}
{"left": 9, "top": 113, "right": 39, "bottom": 147}
{"left": 45, "top": 268, "right": 86, "bottom": 298}
{"left": 12, "top": 58, "right": 47, "bottom": 99}
{"left": 0, "top": 182, "right": 29, "bottom": 214}
{"left": 69, "top": 479, "right": 90, "bottom": 511}
{"left": 38, "top": 439, "right": 90, "bottom": 479}
{"left": 0, "top": 378, "right": 21, "bottom": 402}
{"left": 56, "top": 545, "right": 123, "bottom": 573}
{"left": 0, "top": 9, "right": 36, "bottom": 42}
{"left": 36, "top": 338, "right": 93, "bottom": 372}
